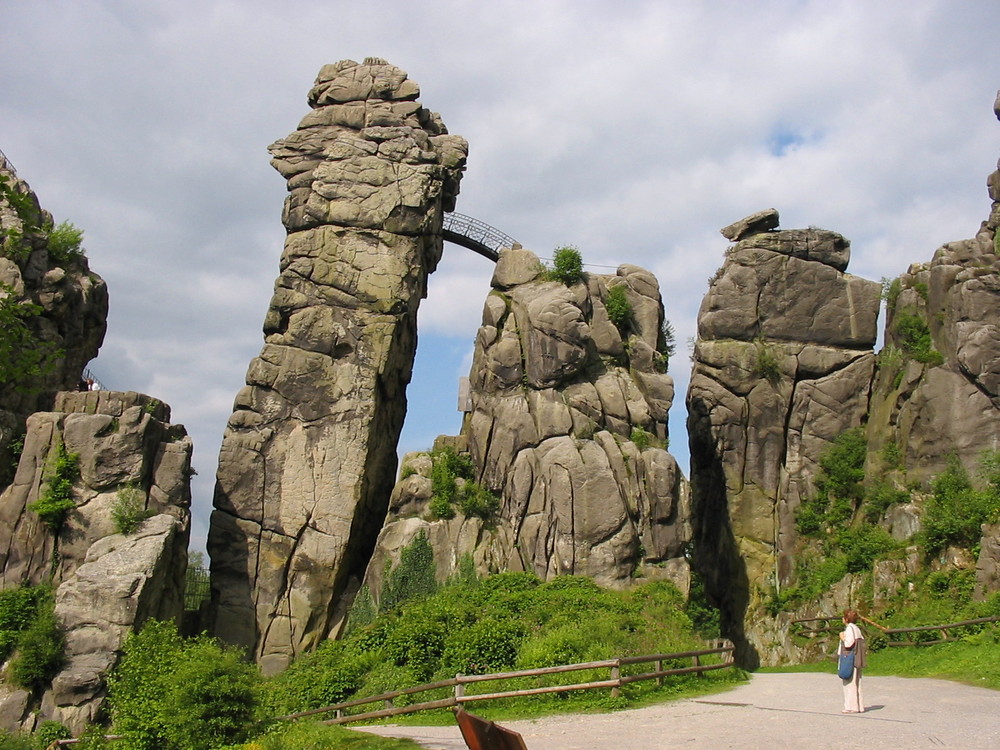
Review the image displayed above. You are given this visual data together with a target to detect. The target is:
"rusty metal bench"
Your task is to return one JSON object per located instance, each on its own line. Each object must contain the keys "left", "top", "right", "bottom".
{"left": 454, "top": 707, "right": 528, "bottom": 750}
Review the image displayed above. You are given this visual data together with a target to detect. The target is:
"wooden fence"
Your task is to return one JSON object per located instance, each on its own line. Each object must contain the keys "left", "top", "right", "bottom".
{"left": 790, "top": 614, "right": 1000, "bottom": 646}
{"left": 277, "top": 641, "right": 736, "bottom": 726}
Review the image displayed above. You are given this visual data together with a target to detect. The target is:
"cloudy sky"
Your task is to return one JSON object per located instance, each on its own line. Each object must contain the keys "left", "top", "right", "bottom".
{"left": 2, "top": 0, "right": 998, "bottom": 551}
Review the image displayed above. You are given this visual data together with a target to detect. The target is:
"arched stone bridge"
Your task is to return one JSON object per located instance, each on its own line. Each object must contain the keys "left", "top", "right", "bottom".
{"left": 443, "top": 212, "right": 518, "bottom": 262}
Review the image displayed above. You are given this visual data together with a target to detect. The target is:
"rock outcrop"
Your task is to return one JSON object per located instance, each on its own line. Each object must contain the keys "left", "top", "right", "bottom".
{"left": 207, "top": 59, "right": 467, "bottom": 673}
{"left": 363, "top": 247, "right": 690, "bottom": 603}
{"left": 0, "top": 156, "right": 108, "bottom": 486}
{"left": 0, "top": 391, "right": 191, "bottom": 733}
{"left": 865, "top": 138, "right": 1000, "bottom": 485}
{"left": 687, "top": 213, "right": 881, "bottom": 664}
{"left": 0, "top": 391, "right": 191, "bottom": 587}
{"left": 44, "top": 514, "right": 186, "bottom": 733}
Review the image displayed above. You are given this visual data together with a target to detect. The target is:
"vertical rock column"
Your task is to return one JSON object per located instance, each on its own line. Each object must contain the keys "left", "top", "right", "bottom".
{"left": 207, "top": 59, "right": 466, "bottom": 673}
{"left": 686, "top": 213, "right": 880, "bottom": 664}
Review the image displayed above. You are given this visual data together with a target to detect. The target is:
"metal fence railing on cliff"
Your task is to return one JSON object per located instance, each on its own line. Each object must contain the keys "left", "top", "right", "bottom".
{"left": 0, "top": 147, "right": 16, "bottom": 177}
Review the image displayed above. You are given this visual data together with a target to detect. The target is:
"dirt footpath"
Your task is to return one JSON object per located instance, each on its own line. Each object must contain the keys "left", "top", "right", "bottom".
{"left": 357, "top": 672, "right": 1000, "bottom": 749}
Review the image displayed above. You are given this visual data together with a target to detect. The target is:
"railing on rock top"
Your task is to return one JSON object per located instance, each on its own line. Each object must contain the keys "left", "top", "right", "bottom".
{"left": 442, "top": 212, "right": 519, "bottom": 262}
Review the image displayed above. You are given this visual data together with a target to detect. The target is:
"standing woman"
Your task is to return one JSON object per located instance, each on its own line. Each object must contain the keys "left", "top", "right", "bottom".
{"left": 839, "top": 609, "right": 867, "bottom": 713}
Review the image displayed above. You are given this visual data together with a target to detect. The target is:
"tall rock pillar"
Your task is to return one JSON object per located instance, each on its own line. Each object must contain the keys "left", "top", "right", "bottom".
{"left": 686, "top": 213, "right": 880, "bottom": 665}
{"left": 207, "top": 59, "right": 467, "bottom": 672}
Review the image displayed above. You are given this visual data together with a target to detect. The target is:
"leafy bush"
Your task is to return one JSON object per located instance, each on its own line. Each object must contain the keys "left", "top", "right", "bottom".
{"left": 379, "top": 532, "right": 437, "bottom": 614}
{"left": 46, "top": 221, "right": 85, "bottom": 265}
{"left": 28, "top": 442, "right": 79, "bottom": 532}
{"left": 0, "top": 585, "right": 49, "bottom": 662}
{"left": 604, "top": 285, "right": 632, "bottom": 333}
{"left": 10, "top": 601, "right": 64, "bottom": 690}
{"left": 426, "top": 446, "right": 497, "bottom": 521}
{"left": 458, "top": 482, "right": 499, "bottom": 519}
{"left": 112, "top": 484, "right": 151, "bottom": 535}
{"left": 107, "top": 620, "right": 257, "bottom": 750}
{"left": 549, "top": 246, "right": 583, "bottom": 285}
{"left": 894, "top": 310, "right": 943, "bottom": 366}
{"left": 35, "top": 721, "right": 71, "bottom": 746}
{"left": 835, "top": 525, "right": 899, "bottom": 573}
{"left": 751, "top": 339, "right": 781, "bottom": 383}
{"left": 0, "top": 282, "right": 62, "bottom": 392}
{"left": 921, "top": 457, "right": 1000, "bottom": 554}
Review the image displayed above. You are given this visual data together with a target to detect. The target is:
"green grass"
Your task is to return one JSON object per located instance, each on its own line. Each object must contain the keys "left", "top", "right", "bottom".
{"left": 238, "top": 721, "right": 424, "bottom": 749}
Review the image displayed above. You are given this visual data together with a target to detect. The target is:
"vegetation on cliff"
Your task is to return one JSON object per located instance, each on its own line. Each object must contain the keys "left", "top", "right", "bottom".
{"left": 776, "top": 424, "right": 1000, "bottom": 635}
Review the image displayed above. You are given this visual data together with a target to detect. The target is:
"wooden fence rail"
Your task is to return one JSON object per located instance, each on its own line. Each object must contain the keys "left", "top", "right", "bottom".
{"left": 790, "top": 614, "right": 1000, "bottom": 646}
{"left": 277, "top": 642, "right": 736, "bottom": 726}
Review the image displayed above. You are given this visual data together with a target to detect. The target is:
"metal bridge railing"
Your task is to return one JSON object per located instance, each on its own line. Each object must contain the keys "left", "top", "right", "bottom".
{"left": 0, "top": 148, "right": 16, "bottom": 177}
{"left": 443, "top": 212, "right": 519, "bottom": 260}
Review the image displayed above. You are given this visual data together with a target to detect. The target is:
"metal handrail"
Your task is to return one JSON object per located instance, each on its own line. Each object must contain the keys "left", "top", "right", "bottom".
{"left": 442, "top": 212, "right": 519, "bottom": 262}
{"left": 0, "top": 147, "right": 15, "bottom": 177}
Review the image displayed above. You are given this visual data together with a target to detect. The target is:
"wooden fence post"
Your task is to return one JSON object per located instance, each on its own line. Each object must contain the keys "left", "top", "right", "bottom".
{"left": 656, "top": 659, "right": 663, "bottom": 687}
{"left": 455, "top": 674, "right": 465, "bottom": 701}
{"left": 610, "top": 659, "right": 621, "bottom": 698}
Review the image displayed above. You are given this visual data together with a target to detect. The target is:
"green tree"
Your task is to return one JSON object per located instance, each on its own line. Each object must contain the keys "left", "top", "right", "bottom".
{"left": 550, "top": 246, "right": 583, "bottom": 285}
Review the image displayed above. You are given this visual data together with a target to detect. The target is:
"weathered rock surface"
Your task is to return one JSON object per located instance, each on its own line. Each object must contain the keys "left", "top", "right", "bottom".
{"left": 687, "top": 216, "right": 881, "bottom": 665}
{"left": 0, "top": 156, "right": 108, "bottom": 485}
{"left": 207, "top": 59, "right": 467, "bottom": 673}
{"left": 364, "top": 249, "right": 690, "bottom": 600}
{"left": 0, "top": 391, "right": 190, "bottom": 733}
{"left": 866, "top": 152, "right": 1000, "bottom": 486}
{"left": 0, "top": 390, "right": 191, "bottom": 587}
{"left": 43, "top": 514, "right": 185, "bottom": 733}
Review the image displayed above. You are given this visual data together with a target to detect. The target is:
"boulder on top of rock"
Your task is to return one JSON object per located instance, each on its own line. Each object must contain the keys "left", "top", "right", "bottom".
{"left": 720, "top": 208, "right": 780, "bottom": 242}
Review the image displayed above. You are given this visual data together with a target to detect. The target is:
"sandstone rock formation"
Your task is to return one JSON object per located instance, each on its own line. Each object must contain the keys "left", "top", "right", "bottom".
{"left": 687, "top": 213, "right": 881, "bottom": 664}
{"left": 865, "top": 135, "right": 1000, "bottom": 486}
{"left": 44, "top": 514, "right": 186, "bottom": 733}
{"left": 0, "top": 156, "right": 108, "bottom": 486}
{"left": 0, "top": 390, "right": 191, "bottom": 587}
{"left": 363, "top": 247, "right": 690, "bottom": 603}
{"left": 0, "top": 390, "right": 191, "bottom": 733}
{"left": 207, "top": 59, "right": 467, "bottom": 673}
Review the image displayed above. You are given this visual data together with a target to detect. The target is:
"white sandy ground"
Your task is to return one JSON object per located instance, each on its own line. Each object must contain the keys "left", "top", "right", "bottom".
{"left": 356, "top": 672, "right": 1000, "bottom": 749}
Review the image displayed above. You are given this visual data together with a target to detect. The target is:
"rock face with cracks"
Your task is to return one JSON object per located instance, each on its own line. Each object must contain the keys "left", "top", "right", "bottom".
{"left": 0, "top": 157, "right": 108, "bottom": 486}
{"left": 687, "top": 213, "right": 881, "bottom": 664}
{"left": 207, "top": 59, "right": 467, "bottom": 674}
{"left": 0, "top": 391, "right": 191, "bottom": 734}
{"left": 363, "top": 247, "right": 690, "bottom": 604}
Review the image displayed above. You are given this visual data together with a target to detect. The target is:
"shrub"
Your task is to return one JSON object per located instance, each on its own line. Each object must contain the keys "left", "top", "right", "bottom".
{"left": 379, "top": 532, "right": 437, "bottom": 613}
{"left": 0, "top": 282, "right": 62, "bottom": 392}
{"left": 751, "top": 339, "right": 781, "bottom": 383}
{"left": 46, "top": 221, "right": 85, "bottom": 265}
{"left": 0, "top": 585, "right": 49, "bottom": 662}
{"left": 921, "top": 457, "right": 1000, "bottom": 554}
{"left": 549, "top": 246, "right": 583, "bottom": 285}
{"left": 28, "top": 442, "right": 79, "bottom": 532}
{"left": 112, "top": 484, "right": 151, "bottom": 535}
{"left": 35, "top": 721, "right": 71, "bottom": 746}
{"left": 604, "top": 285, "right": 632, "bottom": 333}
{"left": 458, "top": 482, "right": 500, "bottom": 519}
{"left": 835, "top": 525, "right": 899, "bottom": 573}
{"left": 10, "top": 602, "right": 64, "bottom": 690}
{"left": 894, "top": 310, "right": 943, "bottom": 366}
{"left": 108, "top": 620, "right": 257, "bottom": 750}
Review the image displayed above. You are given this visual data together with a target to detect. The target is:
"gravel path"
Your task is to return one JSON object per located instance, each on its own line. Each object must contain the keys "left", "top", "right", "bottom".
{"left": 357, "top": 673, "right": 1000, "bottom": 749}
